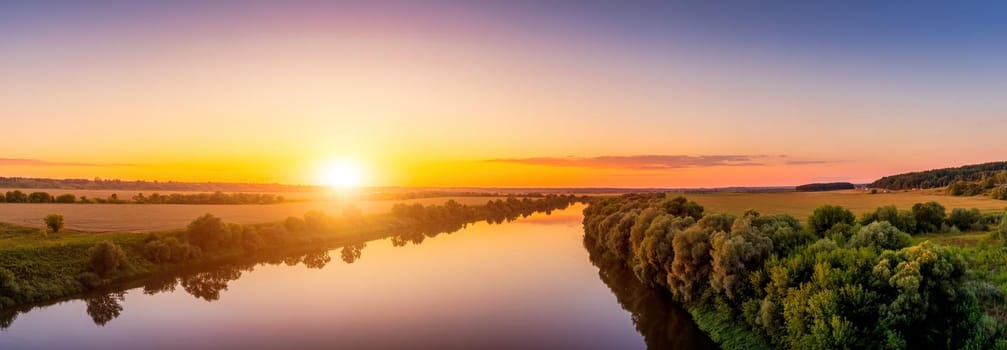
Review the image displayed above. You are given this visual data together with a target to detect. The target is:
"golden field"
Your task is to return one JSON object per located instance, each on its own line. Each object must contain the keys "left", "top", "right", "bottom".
{"left": 678, "top": 189, "right": 1006, "bottom": 220}
{"left": 0, "top": 196, "right": 504, "bottom": 232}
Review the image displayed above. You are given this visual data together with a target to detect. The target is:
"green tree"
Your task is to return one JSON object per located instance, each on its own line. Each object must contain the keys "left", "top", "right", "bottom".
{"left": 55, "top": 194, "right": 76, "bottom": 203}
{"left": 185, "top": 214, "right": 231, "bottom": 250}
{"left": 807, "top": 205, "right": 855, "bottom": 237}
{"left": 911, "top": 202, "right": 946, "bottom": 233}
{"left": 5, "top": 190, "right": 27, "bottom": 203}
{"left": 848, "top": 221, "right": 912, "bottom": 250}
{"left": 27, "top": 192, "right": 52, "bottom": 203}
{"left": 43, "top": 214, "right": 64, "bottom": 233}
{"left": 948, "top": 207, "right": 985, "bottom": 231}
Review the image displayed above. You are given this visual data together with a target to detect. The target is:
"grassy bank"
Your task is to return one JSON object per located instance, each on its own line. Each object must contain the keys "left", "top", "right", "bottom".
{"left": 0, "top": 195, "right": 580, "bottom": 310}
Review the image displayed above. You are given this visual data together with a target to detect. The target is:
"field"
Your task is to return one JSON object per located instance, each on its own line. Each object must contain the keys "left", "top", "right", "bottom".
{"left": 676, "top": 190, "right": 1006, "bottom": 220}
{"left": 0, "top": 196, "right": 506, "bottom": 232}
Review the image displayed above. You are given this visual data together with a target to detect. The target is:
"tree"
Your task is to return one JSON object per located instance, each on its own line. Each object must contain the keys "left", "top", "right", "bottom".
{"left": 43, "top": 214, "right": 64, "bottom": 233}
{"left": 27, "top": 192, "right": 52, "bottom": 203}
{"left": 5, "top": 190, "right": 27, "bottom": 203}
{"left": 185, "top": 214, "right": 231, "bottom": 250}
{"left": 88, "top": 241, "right": 126, "bottom": 276}
{"left": 860, "top": 205, "right": 917, "bottom": 234}
{"left": 669, "top": 226, "right": 712, "bottom": 302}
{"left": 848, "top": 221, "right": 912, "bottom": 250}
{"left": 911, "top": 202, "right": 946, "bottom": 233}
{"left": 807, "top": 205, "right": 855, "bottom": 236}
{"left": 948, "top": 208, "right": 985, "bottom": 231}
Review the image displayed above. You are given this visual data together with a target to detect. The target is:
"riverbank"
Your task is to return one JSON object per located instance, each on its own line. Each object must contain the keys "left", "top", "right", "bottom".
{"left": 0, "top": 195, "right": 580, "bottom": 310}
{"left": 582, "top": 193, "right": 1006, "bottom": 349}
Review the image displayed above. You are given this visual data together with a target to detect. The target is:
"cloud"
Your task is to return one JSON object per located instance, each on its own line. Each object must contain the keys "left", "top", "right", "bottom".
{"left": 0, "top": 158, "right": 135, "bottom": 167}
{"left": 489, "top": 155, "right": 767, "bottom": 169}
{"left": 785, "top": 159, "right": 845, "bottom": 165}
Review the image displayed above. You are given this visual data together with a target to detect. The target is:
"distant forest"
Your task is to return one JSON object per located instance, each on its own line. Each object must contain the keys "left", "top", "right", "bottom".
{"left": 0, "top": 177, "right": 316, "bottom": 192}
{"left": 795, "top": 182, "right": 855, "bottom": 192}
{"left": 870, "top": 162, "right": 1007, "bottom": 199}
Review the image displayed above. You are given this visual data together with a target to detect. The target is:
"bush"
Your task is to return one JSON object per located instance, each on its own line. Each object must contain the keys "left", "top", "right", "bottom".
{"left": 0, "top": 267, "right": 19, "bottom": 307}
{"left": 948, "top": 208, "right": 985, "bottom": 231}
{"left": 43, "top": 214, "right": 65, "bottom": 233}
{"left": 55, "top": 194, "right": 76, "bottom": 203}
{"left": 995, "top": 209, "right": 1007, "bottom": 244}
{"left": 88, "top": 241, "right": 126, "bottom": 277}
{"left": 807, "top": 205, "right": 855, "bottom": 236}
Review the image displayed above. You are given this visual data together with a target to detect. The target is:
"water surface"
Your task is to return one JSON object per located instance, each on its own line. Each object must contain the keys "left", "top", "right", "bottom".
{"left": 0, "top": 205, "right": 715, "bottom": 349}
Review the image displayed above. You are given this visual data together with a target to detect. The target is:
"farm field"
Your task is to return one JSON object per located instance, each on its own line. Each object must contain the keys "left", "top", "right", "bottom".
{"left": 0, "top": 196, "right": 505, "bottom": 232}
{"left": 668, "top": 190, "right": 1006, "bottom": 220}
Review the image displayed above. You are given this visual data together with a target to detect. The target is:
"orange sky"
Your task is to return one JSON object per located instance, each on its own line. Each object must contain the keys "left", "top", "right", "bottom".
{"left": 2, "top": 3, "right": 1005, "bottom": 188}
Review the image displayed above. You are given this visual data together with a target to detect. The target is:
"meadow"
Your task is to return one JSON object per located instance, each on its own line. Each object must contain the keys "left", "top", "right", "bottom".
{"left": 0, "top": 196, "right": 507, "bottom": 232}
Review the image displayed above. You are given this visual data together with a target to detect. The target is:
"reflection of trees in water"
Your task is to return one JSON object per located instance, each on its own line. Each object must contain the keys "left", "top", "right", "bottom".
{"left": 180, "top": 268, "right": 243, "bottom": 301}
{"left": 584, "top": 236, "right": 717, "bottom": 350}
{"left": 85, "top": 292, "right": 126, "bottom": 326}
{"left": 143, "top": 277, "right": 178, "bottom": 295}
{"left": 0, "top": 310, "right": 16, "bottom": 329}
{"left": 340, "top": 243, "right": 366, "bottom": 263}
{"left": 4, "top": 204, "right": 575, "bottom": 331}
{"left": 302, "top": 250, "right": 332, "bottom": 269}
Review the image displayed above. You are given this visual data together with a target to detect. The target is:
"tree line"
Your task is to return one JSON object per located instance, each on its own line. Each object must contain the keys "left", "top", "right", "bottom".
{"left": 583, "top": 193, "right": 1005, "bottom": 349}
{"left": 0, "top": 176, "right": 314, "bottom": 192}
{"left": 1, "top": 190, "right": 285, "bottom": 204}
{"left": 869, "top": 161, "right": 1007, "bottom": 196}
{"left": 795, "top": 182, "right": 855, "bottom": 192}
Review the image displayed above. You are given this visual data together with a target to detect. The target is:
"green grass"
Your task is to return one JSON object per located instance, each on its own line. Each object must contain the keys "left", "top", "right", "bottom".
{"left": 688, "top": 306, "right": 772, "bottom": 350}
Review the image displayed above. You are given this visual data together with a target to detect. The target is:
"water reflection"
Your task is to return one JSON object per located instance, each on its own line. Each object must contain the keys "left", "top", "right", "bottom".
{"left": 1, "top": 204, "right": 713, "bottom": 350}
{"left": 584, "top": 236, "right": 718, "bottom": 350}
{"left": 85, "top": 292, "right": 125, "bottom": 326}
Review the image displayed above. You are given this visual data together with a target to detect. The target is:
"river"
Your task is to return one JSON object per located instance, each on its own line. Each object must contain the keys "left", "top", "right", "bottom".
{"left": 0, "top": 204, "right": 715, "bottom": 349}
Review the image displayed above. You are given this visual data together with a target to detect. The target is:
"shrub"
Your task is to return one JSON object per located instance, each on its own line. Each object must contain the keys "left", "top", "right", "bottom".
{"left": 0, "top": 268, "right": 18, "bottom": 307}
{"left": 88, "top": 241, "right": 126, "bottom": 277}
{"left": 43, "top": 214, "right": 65, "bottom": 233}
{"left": 55, "top": 194, "right": 76, "bottom": 203}
{"left": 995, "top": 209, "right": 1007, "bottom": 244}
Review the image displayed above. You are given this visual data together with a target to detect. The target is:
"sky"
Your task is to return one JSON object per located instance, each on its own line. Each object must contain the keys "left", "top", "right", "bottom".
{"left": 2, "top": 1, "right": 1006, "bottom": 188}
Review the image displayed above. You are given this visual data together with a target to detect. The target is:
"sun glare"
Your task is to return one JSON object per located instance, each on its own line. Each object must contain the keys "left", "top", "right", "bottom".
{"left": 320, "top": 159, "right": 365, "bottom": 189}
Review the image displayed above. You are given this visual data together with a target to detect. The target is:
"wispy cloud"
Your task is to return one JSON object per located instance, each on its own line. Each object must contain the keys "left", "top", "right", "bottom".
{"left": 786, "top": 159, "right": 845, "bottom": 165}
{"left": 489, "top": 155, "right": 768, "bottom": 170}
{"left": 0, "top": 158, "right": 135, "bottom": 167}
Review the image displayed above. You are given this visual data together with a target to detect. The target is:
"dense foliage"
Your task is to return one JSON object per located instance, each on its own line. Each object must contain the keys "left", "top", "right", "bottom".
{"left": 795, "top": 182, "right": 855, "bottom": 192}
{"left": 584, "top": 193, "right": 1006, "bottom": 349}
{"left": 870, "top": 162, "right": 1007, "bottom": 200}
{"left": 871, "top": 162, "right": 1007, "bottom": 190}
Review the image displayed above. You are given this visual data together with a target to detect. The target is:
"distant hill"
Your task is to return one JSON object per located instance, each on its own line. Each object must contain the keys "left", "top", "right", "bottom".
{"left": 870, "top": 162, "right": 1007, "bottom": 190}
{"left": 795, "top": 182, "right": 855, "bottom": 192}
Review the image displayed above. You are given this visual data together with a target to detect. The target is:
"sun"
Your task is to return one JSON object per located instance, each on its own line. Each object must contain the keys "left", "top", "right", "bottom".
{"left": 319, "top": 159, "right": 365, "bottom": 189}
